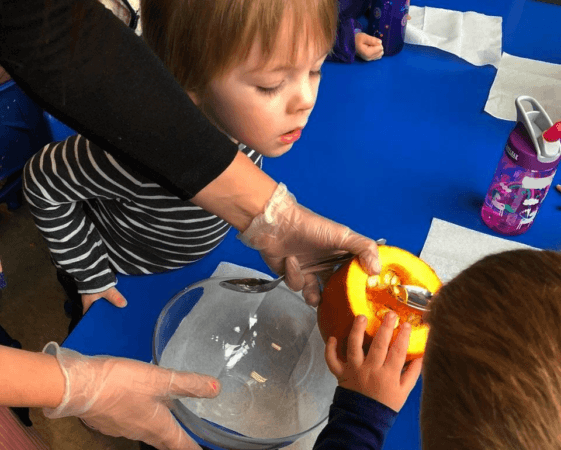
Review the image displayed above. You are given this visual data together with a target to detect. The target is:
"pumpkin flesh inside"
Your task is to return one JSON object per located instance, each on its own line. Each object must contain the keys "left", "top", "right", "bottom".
{"left": 318, "top": 246, "right": 441, "bottom": 361}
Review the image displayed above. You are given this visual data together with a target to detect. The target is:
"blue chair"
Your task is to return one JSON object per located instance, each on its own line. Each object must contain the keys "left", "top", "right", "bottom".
{"left": 0, "top": 80, "right": 75, "bottom": 210}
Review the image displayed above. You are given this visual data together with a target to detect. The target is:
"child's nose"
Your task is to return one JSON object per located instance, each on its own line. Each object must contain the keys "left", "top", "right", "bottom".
{"left": 293, "top": 80, "right": 316, "bottom": 113}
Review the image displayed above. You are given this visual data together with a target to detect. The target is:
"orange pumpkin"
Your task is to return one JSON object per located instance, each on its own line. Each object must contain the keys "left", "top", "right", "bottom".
{"left": 317, "top": 246, "right": 442, "bottom": 362}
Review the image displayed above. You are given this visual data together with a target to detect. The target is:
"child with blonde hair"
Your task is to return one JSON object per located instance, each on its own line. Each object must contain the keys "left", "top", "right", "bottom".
{"left": 421, "top": 249, "right": 561, "bottom": 450}
{"left": 24, "top": 0, "right": 381, "bottom": 331}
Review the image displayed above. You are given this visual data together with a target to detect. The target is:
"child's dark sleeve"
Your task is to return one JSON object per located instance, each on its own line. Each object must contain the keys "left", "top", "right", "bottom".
{"left": 313, "top": 386, "right": 398, "bottom": 450}
{"left": 0, "top": 0, "right": 238, "bottom": 200}
{"left": 327, "top": 0, "right": 371, "bottom": 63}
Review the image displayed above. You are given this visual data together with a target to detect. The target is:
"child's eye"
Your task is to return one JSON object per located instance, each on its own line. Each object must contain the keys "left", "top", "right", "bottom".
{"left": 311, "top": 69, "right": 322, "bottom": 78}
{"left": 257, "top": 83, "right": 283, "bottom": 96}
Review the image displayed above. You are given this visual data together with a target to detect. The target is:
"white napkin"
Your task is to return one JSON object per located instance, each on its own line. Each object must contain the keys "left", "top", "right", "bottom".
{"left": 419, "top": 218, "right": 539, "bottom": 282}
{"left": 404, "top": 5, "right": 503, "bottom": 68}
{"left": 484, "top": 52, "right": 561, "bottom": 121}
{"left": 159, "top": 262, "right": 335, "bottom": 450}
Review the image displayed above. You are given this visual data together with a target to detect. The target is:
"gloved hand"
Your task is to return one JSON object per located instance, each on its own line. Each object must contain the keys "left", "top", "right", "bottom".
{"left": 42, "top": 343, "right": 220, "bottom": 450}
{"left": 239, "top": 183, "right": 381, "bottom": 306}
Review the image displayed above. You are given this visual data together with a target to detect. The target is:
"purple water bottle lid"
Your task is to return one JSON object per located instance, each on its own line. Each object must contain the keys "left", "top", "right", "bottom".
{"left": 507, "top": 122, "right": 561, "bottom": 171}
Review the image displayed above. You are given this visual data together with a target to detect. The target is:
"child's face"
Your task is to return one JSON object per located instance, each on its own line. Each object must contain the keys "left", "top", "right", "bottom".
{"left": 189, "top": 19, "right": 329, "bottom": 157}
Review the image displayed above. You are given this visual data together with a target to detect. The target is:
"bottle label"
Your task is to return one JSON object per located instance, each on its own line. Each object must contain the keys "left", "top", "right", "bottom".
{"left": 482, "top": 152, "right": 557, "bottom": 234}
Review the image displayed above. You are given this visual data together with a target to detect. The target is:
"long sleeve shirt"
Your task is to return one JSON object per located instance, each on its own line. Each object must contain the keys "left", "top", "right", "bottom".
{"left": 314, "top": 387, "right": 397, "bottom": 449}
{"left": 23, "top": 135, "right": 262, "bottom": 294}
{"left": 327, "top": 0, "right": 372, "bottom": 64}
{"left": 0, "top": 0, "right": 238, "bottom": 199}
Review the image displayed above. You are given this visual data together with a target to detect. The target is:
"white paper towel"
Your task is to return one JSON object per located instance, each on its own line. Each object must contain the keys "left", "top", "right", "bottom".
{"left": 419, "top": 218, "right": 539, "bottom": 282}
{"left": 484, "top": 52, "right": 561, "bottom": 121}
{"left": 405, "top": 5, "right": 502, "bottom": 68}
{"left": 159, "top": 262, "right": 336, "bottom": 450}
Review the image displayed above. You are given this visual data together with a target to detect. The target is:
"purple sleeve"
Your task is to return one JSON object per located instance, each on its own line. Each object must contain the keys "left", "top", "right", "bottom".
{"left": 327, "top": 0, "right": 372, "bottom": 63}
{"left": 313, "top": 387, "right": 398, "bottom": 449}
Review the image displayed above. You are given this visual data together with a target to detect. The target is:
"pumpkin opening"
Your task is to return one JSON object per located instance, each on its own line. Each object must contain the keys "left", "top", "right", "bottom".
{"left": 317, "top": 246, "right": 442, "bottom": 362}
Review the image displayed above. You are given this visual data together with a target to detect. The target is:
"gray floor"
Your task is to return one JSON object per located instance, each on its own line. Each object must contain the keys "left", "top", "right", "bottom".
{"left": 0, "top": 202, "right": 140, "bottom": 450}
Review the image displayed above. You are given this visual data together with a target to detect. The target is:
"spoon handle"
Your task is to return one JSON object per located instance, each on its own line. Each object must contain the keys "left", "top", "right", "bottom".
{"left": 298, "top": 238, "right": 386, "bottom": 273}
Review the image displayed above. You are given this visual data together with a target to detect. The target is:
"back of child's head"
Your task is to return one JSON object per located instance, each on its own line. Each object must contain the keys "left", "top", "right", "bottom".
{"left": 421, "top": 249, "right": 561, "bottom": 450}
{"left": 140, "top": 0, "right": 337, "bottom": 94}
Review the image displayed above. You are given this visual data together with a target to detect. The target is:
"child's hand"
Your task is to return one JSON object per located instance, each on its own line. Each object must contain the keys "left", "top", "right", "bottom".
{"left": 81, "top": 287, "right": 128, "bottom": 314}
{"left": 355, "top": 32, "right": 384, "bottom": 61}
{"left": 325, "top": 312, "right": 423, "bottom": 412}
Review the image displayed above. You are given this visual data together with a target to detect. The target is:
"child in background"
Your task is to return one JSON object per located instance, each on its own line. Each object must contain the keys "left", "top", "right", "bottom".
{"left": 421, "top": 249, "right": 561, "bottom": 450}
{"left": 23, "top": 0, "right": 340, "bottom": 331}
{"left": 327, "top": 0, "right": 384, "bottom": 63}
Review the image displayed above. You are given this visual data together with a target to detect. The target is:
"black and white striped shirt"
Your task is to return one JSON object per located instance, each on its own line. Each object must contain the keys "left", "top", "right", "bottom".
{"left": 23, "top": 135, "right": 262, "bottom": 294}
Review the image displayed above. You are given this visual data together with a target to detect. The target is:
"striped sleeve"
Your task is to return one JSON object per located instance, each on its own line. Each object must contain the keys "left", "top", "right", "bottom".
{"left": 22, "top": 135, "right": 125, "bottom": 294}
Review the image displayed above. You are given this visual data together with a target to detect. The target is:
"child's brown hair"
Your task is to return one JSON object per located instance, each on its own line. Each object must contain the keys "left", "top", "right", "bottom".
{"left": 421, "top": 249, "right": 561, "bottom": 450}
{"left": 140, "top": 0, "right": 338, "bottom": 94}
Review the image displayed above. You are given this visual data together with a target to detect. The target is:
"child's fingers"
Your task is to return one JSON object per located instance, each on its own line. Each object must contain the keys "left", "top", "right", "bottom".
{"left": 366, "top": 311, "right": 395, "bottom": 367}
{"left": 362, "top": 46, "right": 384, "bottom": 61}
{"left": 104, "top": 288, "right": 128, "bottom": 309}
{"left": 400, "top": 357, "right": 423, "bottom": 391}
{"left": 364, "top": 34, "right": 382, "bottom": 46}
{"left": 324, "top": 336, "right": 344, "bottom": 376}
{"left": 81, "top": 295, "right": 97, "bottom": 314}
{"left": 347, "top": 315, "right": 368, "bottom": 367}
{"left": 385, "top": 322, "right": 411, "bottom": 371}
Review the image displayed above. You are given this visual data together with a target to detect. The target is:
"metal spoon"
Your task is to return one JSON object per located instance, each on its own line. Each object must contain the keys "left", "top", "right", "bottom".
{"left": 396, "top": 285, "right": 433, "bottom": 312}
{"left": 219, "top": 238, "right": 387, "bottom": 294}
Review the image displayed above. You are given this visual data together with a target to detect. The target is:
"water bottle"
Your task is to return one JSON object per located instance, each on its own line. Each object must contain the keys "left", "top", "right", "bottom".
{"left": 367, "top": 0, "right": 410, "bottom": 56}
{"left": 481, "top": 96, "right": 561, "bottom": 236}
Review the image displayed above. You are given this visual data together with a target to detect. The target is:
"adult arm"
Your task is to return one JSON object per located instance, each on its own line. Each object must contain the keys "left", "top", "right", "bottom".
{"left": 0, "top": 345, "right": 64, "bottom": 409}
{"left": 0, "top": 0, "right": 243, "bottom": 200}
{"left": 0, "top": 0, "right": 277, "bottom": 231}
{"left": 0, "top": 342, "right": 221, "bottom": 450}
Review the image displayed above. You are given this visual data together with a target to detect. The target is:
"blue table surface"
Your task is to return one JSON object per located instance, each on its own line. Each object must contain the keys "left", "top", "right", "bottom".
{"left": 63, "top": 0, "right": 561, "bottom": 449}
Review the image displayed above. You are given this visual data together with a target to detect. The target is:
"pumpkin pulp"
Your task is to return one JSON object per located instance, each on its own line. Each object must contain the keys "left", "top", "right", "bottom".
{"left": 317, "top": 246, "right": 442, "bottom": 362}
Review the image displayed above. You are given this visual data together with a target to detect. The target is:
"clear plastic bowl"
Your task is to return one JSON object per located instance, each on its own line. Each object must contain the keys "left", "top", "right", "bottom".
{"left": 152, "top": 277, "right": 337, "bottom": 450}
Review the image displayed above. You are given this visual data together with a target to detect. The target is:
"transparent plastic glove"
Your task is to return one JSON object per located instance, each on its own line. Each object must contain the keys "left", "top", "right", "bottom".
{"left": 238, "top": 183, "right": 381, "bottom": 306}
{"left": 42, "top": 343, "right": 220, "bottom": 450}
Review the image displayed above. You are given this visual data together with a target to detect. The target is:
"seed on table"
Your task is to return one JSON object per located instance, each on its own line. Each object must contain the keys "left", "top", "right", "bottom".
{"left": 250, "top": 371, "right": 267, "bottom": 383}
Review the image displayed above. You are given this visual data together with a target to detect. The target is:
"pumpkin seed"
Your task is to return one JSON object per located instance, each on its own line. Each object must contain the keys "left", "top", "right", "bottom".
{"left": 250, "top": 371, "right": 267, "bottom": 383}
{"left": 367, "top": 275, "right": 380, "bottom": 288}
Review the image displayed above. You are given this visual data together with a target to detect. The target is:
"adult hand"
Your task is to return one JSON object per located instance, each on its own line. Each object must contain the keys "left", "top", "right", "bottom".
{"left": 325, "top": 313, "right": 422, "bottom": 412}
{"left": 355, "top": 32, "right": 384, "bottom": 61}
{"left": 238, "top": 183, "right": 381, "bottom": 306}
{"left": 81, "top": 286, "right": 127, "bottom": 313}
{"left": 42, "top": 343, "right": 220, "bottom": 450}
